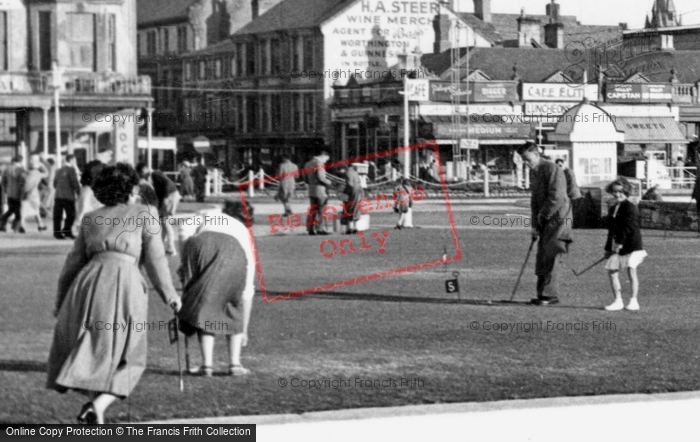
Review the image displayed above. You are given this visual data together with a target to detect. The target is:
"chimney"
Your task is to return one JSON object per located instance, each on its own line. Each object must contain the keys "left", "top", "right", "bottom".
{"left": 473, "top": 0, "right": 491, "bottom": 23}
{"left": 546, "top": 0, "right": 560, "bottom": 22}
{"left": 544, "top": 22, "right": 564, "bottom": 49}
{"left": 252, "top": 0, "right": 259, "bottom": 19}
{"left": 517, "top": 11, "right": 541, "bottom": 48}
{"left": 433, "top": 14, "right": 453, "bottom": 53}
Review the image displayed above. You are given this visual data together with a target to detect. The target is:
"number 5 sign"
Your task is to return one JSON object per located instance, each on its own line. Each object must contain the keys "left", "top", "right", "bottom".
{"left": 445, "top": 271, "right": 460, "bottom": 299}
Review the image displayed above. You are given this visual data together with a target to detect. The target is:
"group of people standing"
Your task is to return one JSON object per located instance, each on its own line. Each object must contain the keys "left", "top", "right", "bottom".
{"left": 177, "top": 159, "right": 209, "bottom": 203}
{"left": 46, "top": 161, "right": 254, "bottom": 424}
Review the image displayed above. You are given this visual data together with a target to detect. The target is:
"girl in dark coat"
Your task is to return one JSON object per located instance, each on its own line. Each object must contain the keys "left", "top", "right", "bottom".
{"left": 603, "top": 178, "right": 647, "bottom": 311}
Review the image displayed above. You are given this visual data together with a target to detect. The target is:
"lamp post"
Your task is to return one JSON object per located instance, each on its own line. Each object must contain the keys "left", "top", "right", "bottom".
{"left": 146, "top": 107, "right": 154, "bottom": 170}
{"left": 51, "top": 61, "right": 63, "bottom": 168}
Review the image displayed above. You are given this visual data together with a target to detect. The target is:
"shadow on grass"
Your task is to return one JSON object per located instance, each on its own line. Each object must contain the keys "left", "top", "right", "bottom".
{"left": 267, "top": 291, "right": 602, "bottom": 310}
{"left": 0, "top": 360, "right": 47, "bottom": 373}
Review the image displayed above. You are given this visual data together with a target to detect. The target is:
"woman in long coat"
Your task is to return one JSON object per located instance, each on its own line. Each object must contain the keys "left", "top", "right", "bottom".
{"left": 21, "top": 155, "right": 48, "bottom": 232}
{"left": 47, "top": 163, "right": 181, "bottom": 424}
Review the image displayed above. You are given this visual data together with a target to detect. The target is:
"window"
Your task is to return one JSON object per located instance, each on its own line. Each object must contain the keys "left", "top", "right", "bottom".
{"left": 292, "top": 93, "right": 301, "bottom": 132}
{"left": 261, "top": 95, "right": 270, "bottom": 132}
{"left": 67, "top": 13, "right": 96, "bottom": 70}
{"left": 199, "top": 61, "right": 205, "bottom": 80}
{"left": 304, "top": 94, "right": 315, "bottom": 131}
{"left": 259, "top": 40, "right": 268, "bottom": 75}
{"left": 270, "top": 39, "right": 280, "bottom": 75}
{"left": 185, "top": 62, "right": 192, "bottom": 81}
{"left": 303, "top": 36, "right": 314, "bottom": 70}
{"left": 245, "top": 41, "right": 255, "bottom": 76}
{"left": 0, "top": 11, "right": 6, "bottom": 71}
{"left": 38, "top": 11, "right": 52, "bottom": 71}
{"left": 147, "top": 31, "right": 157, "bottom": 57}
{"left": 271, "top": 94, "right": 282, "bottom": 131}
{"left": 215, "top": 59, "right": 221, "bottom": 78}
{"left": 236, "top": 43, "right": 244, "bottom": 76}
{"left": 107, "top": 14, "right": 116, "bottom": 71}
{"left": 162, "top": 28, "right": 169, "bottom": 54}
{"left": 245, "top": 95, "right": 258, "bottom": 133}
{"left": 236, "top": 96, "right": 244, "bottom": 132}
{"left": 230, "top": 56, "right": 236, "bottom": 77}
{"left": 177, "top": 26, "right": 188, "bottom": 53}
{"left": 291, "top": 36, "right": 300, "bottom": 71}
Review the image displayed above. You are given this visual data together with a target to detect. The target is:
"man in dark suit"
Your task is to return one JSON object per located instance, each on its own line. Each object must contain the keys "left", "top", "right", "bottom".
{"left": 53, "top": 155, "right": 80, "bottom": 239}
{"left": 518, "top": 143, "right": 573, "bottom": 306}
{"left": 304, "top": 149, "right": 331, "bottom": 235}
{"left": 0, "top": 156, "right": 26, "bottom": 233}
{"left": 191, "top": 157, "right": 208, "bottom": 203}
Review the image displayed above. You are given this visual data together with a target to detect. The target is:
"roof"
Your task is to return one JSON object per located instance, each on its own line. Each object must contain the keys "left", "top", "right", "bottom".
{"left": 457, "top": 13, "right": 621, "bottom": 48}
{"left": 137, "top": 0, "right": 196, "bottom": 26}
{"left": 234, "top": 0, "right": 349, "bottom": 36}
{"left": 613, "top": 117, "right": 688, "bottom": 143}
{"left": 422, "top": 48, "right": 700, "bottom": 85}
{"left": 183, "top": 39, "right": 235, "bottom": 59}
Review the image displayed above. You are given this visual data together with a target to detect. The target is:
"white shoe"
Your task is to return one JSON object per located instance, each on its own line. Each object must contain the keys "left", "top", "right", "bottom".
{"left": 605, "top": 299, "right": 624, "bottom": 311}
{"left": 626, "top": 299, "right": 640, "bottom": 311}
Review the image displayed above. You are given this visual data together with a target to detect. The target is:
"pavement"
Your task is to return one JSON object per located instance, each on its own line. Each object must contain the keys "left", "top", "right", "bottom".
{"left": 143, "top": 391, "right": 700, "bottom": 441}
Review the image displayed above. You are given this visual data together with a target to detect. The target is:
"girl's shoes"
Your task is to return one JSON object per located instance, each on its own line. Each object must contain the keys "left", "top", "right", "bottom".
{"left": 188, "top": 365, "right": 213, "bottom": 377}
{"left": 604, "top": 299, "right": 624, "bottom": 311}
{"left": 77, "top": 402, "right": 98, "bottom": 424}
{"left": 626, "top": 298, "right": 640, "bottom": 311}
{"left": 228, "top": 364, "right": 251, "bottom": 376}
{"left": 38, "top": 226, "right": 47, "bottom": 232}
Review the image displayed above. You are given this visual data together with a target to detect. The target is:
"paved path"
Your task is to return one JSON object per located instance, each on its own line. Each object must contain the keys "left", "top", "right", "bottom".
{"left": 145, "top": 391, "right": 700, "bottom": 441}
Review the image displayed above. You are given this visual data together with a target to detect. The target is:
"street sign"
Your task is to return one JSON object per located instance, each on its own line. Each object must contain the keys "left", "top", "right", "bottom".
{"left": 459, "top": 139, "right": 479, "bottom": 150}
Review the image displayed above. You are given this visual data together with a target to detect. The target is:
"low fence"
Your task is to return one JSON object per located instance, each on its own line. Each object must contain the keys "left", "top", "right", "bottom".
{"left": 638, "top": 201, "right": 698, "bottom": 232}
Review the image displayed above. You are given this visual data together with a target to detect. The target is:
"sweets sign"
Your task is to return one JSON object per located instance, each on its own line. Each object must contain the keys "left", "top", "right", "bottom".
{"left": 322, "top": 0, "right": 440, "bottom": 73}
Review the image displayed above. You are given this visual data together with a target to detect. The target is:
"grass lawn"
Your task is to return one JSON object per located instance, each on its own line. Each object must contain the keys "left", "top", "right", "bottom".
{"left": 2, "top": 206, "right": 700, "bottom": 423}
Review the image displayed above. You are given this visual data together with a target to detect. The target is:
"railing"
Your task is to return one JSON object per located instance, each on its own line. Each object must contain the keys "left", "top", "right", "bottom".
{"left": 666, "top": 167, "right": 696, "bottom": 189}
{"left": 672, "top": 84, "right": 697, "bottom": 105}
{"left": 0, "top": 71, "right": 151, "bottom": 96}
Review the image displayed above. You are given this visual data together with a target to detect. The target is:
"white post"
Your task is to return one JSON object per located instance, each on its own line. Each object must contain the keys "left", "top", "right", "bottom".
{"left": 248, "top": 169, "right": 255, "bottom": 198}
{"left": 258, "top": 167, "right": 264, "bottom": 190}
{"left": 146, "top": 107, "right": 154, "bottom": 170}
{"left": 524, "top": 164, "right": 530, "bottom": 189}
{"left": 403, "top": 77, "right": 410, "bottom": 177}
{"left": 52, "top": 62, "right": 62, "bottom": 168}
{"left": 484, "top": 167, "right": 490, "bottom": 197}
{"left": 42, "top": 107, "right": 49, "bottom": 158}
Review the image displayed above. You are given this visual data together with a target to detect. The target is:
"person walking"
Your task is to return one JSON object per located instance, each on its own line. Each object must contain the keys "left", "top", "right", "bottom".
{"left": 179, "top": 162, "right": 195, "bottom": 202}
{"left": 0, "top": 156, "right": 26, "bottom": 233}
{"left": 393, "top": 178, "right": 413, "bottom": 230}
{"left": 53, "top": 155, "right": 80, "bottom": 240}
{"left": 517, "top": 142, "right": 573, "bottom": 306}
{"left": 304, "top": 149, "right": 331, "bottom": 235}
{"left": 192, "top": 158, "right": 208, "bottom": 203}
{"left": 276, "top": 154, "right": 298, "bottom": 217}
{"left": 177, "top": 200, "right": 255, "bottom": 376}
{"left": 340, "top": 165, "right": 363, "bottom": 234}
{"left": 47, "top": 163, "right": 181, "bottom": 424}
{"left": 20, "top": 154, "right": 48, "bottom": 232}
{"left": 137, "top": 163, "right": 181, "bottom": 255}
{"left": 72, "top": 160, "right": 105, "bottom": 236}
{"left": 602, "top": 178, "right": 647, "bottom": 311}
{"left": 40, "top": 157, "right": 56, "bottom": 217}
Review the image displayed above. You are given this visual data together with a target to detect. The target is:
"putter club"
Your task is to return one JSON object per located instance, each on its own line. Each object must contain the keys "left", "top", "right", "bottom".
{"left": 572, "top": 257, "right": 607, "bottom": 277}
{"left": 174, "top": 315, "right": 184, "bottom": 392}
{"left": 509, "top": 237, "right": 536, "bottom": 302}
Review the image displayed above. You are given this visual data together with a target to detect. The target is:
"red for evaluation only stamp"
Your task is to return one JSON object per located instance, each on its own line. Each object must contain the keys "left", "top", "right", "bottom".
{"left": 238, "top": 141, "right": 462, "bottom": 303}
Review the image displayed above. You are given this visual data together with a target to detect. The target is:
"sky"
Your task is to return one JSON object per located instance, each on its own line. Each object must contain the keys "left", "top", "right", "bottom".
{"left": 456, "top": 0, "right": 700, "bottom": 29}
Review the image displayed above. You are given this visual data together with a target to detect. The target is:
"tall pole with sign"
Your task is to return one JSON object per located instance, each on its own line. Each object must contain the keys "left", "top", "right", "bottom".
{"left": 403, "top": 76, "right": 410, "bottom": 178}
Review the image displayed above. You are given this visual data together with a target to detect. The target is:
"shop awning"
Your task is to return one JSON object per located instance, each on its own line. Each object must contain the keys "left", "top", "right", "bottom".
{"left": 614, "top": 117, "right": 688, "bottom": 144}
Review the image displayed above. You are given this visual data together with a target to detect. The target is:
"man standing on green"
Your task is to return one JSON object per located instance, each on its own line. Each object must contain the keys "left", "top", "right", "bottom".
{"left": 517, "top": 143, "right": 573, "bottom": 306}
